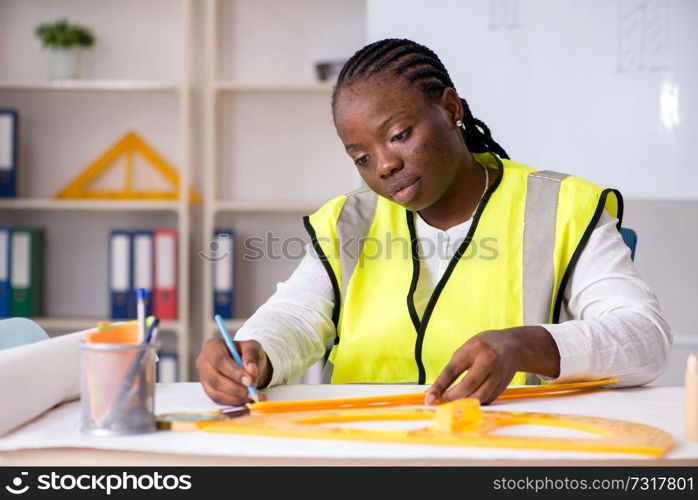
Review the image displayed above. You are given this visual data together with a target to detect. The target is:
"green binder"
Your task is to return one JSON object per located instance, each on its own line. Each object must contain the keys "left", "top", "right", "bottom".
{"left": 9, "top": 228, "right": 44, "bottom": 317}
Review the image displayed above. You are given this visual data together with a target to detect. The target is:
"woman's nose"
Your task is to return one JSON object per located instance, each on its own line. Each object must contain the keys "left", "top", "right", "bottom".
{"left": 376, "top": 151, "right": 403, "bottom": 179}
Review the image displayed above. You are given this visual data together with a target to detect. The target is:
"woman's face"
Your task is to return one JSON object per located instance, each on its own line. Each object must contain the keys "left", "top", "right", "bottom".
{"left": 333, "top": 77, "right": 467, "bottom": 211}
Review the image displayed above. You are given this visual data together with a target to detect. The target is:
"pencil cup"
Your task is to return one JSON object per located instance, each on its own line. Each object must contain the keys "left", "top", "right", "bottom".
{"left": 79, "top": 341, "right": 159, "bottom": 436}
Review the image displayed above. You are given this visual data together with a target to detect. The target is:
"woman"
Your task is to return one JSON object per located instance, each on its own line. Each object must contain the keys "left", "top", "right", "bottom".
{"left": 196, "top": 39, "right": 670, "bottom": 406}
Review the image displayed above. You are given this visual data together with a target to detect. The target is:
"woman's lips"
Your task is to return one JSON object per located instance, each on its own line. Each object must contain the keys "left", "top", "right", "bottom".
{"left": 391, "top": 178, "right": 420, "bottom": 204}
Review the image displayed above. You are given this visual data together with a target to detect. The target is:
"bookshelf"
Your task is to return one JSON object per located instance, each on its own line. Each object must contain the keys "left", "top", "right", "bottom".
{"left": 0, "top": 0, "right": 194, "bottom": 380}
{"left": 1, "top": 0, "right": 367, "bottom": 383}
{"left": 201, "top": 0, "right": 366, "bottom": 359}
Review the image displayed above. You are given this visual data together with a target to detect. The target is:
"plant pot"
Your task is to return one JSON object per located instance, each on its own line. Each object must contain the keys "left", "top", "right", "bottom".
{"left": 45, "top": 47, "right": 83, "bottom": 80}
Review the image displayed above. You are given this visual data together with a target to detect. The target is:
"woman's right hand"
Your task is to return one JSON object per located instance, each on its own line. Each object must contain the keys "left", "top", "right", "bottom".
{"left": 196, "top": 338, "right": 272, "bottom": 406}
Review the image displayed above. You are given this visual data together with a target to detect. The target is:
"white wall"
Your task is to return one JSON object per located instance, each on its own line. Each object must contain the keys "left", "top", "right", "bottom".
{"left": 622, "top": 199, "right": 698, "bottom": 385}
{"left": 367, "top": 0, "right": 698, "bottom": 198}
{"left": 367, "top": 0, "right": 698, "bottom": 384}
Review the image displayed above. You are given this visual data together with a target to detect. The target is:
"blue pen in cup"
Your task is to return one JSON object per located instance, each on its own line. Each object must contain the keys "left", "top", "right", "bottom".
{"left": 214, "top": 314, "right": 259, "bottom": 402}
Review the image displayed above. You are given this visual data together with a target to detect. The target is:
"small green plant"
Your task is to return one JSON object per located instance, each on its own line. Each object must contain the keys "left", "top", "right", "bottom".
{"left": 35, "top": 19, "right": 96, "bottom": 49}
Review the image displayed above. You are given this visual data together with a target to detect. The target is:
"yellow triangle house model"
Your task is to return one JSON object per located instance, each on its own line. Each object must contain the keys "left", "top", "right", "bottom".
{"left": 55, "top": 131, "right": 201, "bottom": 201}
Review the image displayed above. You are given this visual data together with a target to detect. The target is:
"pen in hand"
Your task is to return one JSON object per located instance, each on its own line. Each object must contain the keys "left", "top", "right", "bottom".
{"left": 213, "top": 314, "right": 260, "bottom": 403}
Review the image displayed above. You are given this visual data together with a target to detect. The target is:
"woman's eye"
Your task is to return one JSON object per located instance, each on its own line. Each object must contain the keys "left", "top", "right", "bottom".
{"left": 354, "top": 155, "right": 369, "bottom": 166}
{"left": 391, "top": 127, "right": 411, "bottom": 143}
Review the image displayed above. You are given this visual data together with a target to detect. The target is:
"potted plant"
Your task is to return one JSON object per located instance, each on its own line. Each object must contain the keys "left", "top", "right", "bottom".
{"left": 35, "top": 19, "right": 96, "bottom": 80}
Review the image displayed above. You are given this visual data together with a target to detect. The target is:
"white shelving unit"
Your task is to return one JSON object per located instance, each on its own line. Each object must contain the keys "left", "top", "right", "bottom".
{"left": 0, "top": 80, "right": 179, "bottom": 92}
{"left": 213, "top": 199, "right": 325, "bottom": 213}
{"left": 201, "top": 0, "right": 366, "bottom": 343}
{"left": 1, "top": 0, "right": 365, "bottom": 382}
{"left": 214, "top": 82, "right": 334, "bottom": 93}
{"left": 0, "top": 199, "right": 181, "bottom": 212}
{"left": 0, "top": 0, "right": 194, "bottom": 380}
{"left": 31, "top": 317, "right": 183, "bottom": 334}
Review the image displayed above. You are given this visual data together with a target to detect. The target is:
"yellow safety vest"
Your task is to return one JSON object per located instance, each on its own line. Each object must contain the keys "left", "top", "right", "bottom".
{"left": 304, "top": 153, "right": 623, "bottom": 384}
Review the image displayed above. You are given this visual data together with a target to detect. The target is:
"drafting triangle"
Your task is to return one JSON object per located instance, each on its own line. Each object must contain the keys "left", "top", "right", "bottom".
{"left": 55, "top": 131, "right": 202, "bottom": 201}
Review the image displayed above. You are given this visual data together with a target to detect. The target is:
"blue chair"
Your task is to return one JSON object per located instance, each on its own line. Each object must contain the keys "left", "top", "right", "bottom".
{"left": 620, "top": 227, "right": 637, "bottom": 261}
{"left": 0, "top": 318, "right": 49, "bottom": 350}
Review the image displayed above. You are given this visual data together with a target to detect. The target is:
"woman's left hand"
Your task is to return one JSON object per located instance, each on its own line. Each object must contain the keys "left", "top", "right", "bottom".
{"left": 424, "top": 326, "right": 560, "bottom": 405}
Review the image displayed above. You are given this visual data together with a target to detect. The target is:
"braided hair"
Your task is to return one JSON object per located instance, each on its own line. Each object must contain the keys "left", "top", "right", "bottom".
{"left": 332, "top": 38, "right": 509, "bottom": 160}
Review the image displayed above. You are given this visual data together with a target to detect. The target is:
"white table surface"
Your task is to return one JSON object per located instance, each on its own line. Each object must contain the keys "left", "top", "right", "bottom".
{"left": 1, "top": 384, "right": 697, "bottom": 466}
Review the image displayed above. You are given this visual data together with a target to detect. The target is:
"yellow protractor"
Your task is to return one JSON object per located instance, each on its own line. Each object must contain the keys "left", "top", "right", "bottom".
{"left": 196, "top": 397, "right": 673, "bottom": 458}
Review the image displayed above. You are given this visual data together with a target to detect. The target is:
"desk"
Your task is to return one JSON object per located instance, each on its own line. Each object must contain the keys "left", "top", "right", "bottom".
{"left": 0, "top": 384, "right": 697, "bottom": 466}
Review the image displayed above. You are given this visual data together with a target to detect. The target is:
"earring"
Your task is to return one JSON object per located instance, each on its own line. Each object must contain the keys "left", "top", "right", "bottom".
{"left": 456, "top": 120, "right": 466, "bottom": 131}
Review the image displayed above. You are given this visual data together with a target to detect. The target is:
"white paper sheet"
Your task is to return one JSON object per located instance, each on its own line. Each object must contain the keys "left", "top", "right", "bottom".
{"left": 0, "top": 332, "right": 83, "bottom": 436}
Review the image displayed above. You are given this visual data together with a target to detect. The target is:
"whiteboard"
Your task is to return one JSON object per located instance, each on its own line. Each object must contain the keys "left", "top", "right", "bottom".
{"left": 366, "top": 0, "right": 698, "bottom": 199}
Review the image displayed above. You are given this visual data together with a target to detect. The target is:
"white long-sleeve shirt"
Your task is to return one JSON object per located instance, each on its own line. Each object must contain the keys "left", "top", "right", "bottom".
{"left": 235, "top": 209, "right": 672, "bottom": 387}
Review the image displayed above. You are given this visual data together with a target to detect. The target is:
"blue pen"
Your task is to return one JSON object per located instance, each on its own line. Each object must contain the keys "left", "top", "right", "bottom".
{"left": 214, "top": 314, "right": 259, "bottom": 402}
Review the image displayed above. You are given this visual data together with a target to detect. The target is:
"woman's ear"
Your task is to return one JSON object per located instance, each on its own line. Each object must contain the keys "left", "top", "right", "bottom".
{"left": 439, "top": 87, "right": 464, "bottom": 124}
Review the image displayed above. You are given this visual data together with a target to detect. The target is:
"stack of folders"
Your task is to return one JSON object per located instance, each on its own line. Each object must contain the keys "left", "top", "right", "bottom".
{"left": 0, "top": 109, "right": 18, "bottom": 198}
{"left": 0, "top": 227, "right": 45, "bottom": 318}
{"left": 109, "top": 229, "right": 177, "bottom": 321}
{"left": 212, "top": 229, "right": 234, "bottom": 319}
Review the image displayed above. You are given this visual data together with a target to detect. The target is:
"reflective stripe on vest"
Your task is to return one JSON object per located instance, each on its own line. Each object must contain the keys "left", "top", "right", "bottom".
{"left": 522, "top": 170, "right": 570, "bottom": 384}
{"left": 304, "top": 153, "right": 623, "bottom": 385}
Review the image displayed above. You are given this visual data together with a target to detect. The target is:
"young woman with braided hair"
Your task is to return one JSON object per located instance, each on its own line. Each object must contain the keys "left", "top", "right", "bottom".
{"left": 197, "top": 39, "right": 670, "bottom": 406}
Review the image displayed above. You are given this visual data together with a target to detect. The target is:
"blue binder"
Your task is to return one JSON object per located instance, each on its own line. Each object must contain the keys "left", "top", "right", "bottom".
{"left": 213, "top": 229, "right": 234, "bottom": 319}
{"left": 0, "top": 109, "right": 18, "bottom": 198}
{"left": 109, "top": 230, "right": 132, "bottom": 319}
{"left": 131, "top": 230, "right": 154, "bottom": 317}
{"left": 0, "top": 227, "right": 10, "bottom": 317}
